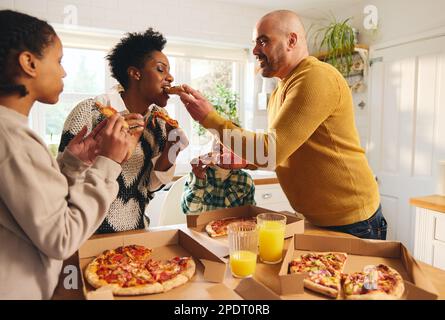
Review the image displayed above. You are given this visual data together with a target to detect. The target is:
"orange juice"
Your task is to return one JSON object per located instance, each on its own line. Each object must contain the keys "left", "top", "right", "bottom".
{"left": 230, "top": 250, "right": 257, "bottom": 278}
{"left": 258, "top": 220, "right": 285, "bottom": 263}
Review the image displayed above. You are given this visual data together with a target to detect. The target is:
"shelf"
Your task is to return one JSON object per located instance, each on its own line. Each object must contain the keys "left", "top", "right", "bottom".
{"left": 314, "top": 44, "right": 369, "bottom": 61}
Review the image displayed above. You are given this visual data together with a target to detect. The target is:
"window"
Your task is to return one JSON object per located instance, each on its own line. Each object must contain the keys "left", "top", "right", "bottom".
{"left": 29, "top": 27, "right": 248, "bottom": 174}
{"left": 30, "top": 47, "right": 111, "bottom": 153}
{"left": 164, "top": 56, "right": 242, "bottom": 173}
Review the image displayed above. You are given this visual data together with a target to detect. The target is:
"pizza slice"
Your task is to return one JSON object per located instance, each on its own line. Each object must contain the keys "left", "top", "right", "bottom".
{"left": 343, "top": 264, "right": 405, "bottom": 300}
{"left": 289, "top": 252, "right": 347, "bottom": 299}
{"left": 205, "top": 216, "right": 257, "bottom": 238}
{"left": 164, "top": 85, "right": 186, "bottom": 95}
{"left": 95, "top": 101, "right": 129, "bottom": 129}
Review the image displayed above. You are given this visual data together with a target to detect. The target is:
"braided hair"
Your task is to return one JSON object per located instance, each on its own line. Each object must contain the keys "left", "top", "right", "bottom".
{"left": 0, "top": 10, "right": 56, "bottom": 97}
{"left": 107, "top": 28, "right": 167, "bottom": 90}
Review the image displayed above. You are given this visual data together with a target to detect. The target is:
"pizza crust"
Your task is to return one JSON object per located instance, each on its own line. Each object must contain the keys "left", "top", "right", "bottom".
{"left": 205, "top": 217, "right": 257, "bottom": 238}
{"left": 84, "top": 261, "right": 108, "bottom": 289}
{"left": 161, "top": 274, "right": 189, "bottom": 292}
{"left": 181, "top": 259, "right": 196, "bottom": 279}
{"left": 345, "top": 292, "right": 400, "bottom": 300}
{"left": 164, "top": 85, "right": 185, "bottom": 95}
{"left": 205, "top": 220, "right": 220, "bottom": 238}
{"left": 112, "top": 282, "right": 164, "bottom": 296}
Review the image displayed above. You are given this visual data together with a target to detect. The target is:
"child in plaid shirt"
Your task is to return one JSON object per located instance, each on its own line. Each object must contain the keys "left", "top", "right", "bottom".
{"left": 181, "top": 141, "right": 256, "bottom": 214}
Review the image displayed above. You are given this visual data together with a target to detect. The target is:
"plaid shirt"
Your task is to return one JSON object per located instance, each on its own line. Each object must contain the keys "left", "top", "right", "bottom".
{"left": 181, "top": 166, "right": 256, "bottom": 214}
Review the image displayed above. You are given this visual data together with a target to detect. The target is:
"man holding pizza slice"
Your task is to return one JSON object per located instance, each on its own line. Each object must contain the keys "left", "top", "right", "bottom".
{"left": 177, "top": 10, "right": 387, "bottom": 240}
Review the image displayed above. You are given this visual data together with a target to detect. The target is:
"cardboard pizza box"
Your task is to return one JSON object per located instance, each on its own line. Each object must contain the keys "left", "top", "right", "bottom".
{"left": 276, "top": 234, "right": 439, "bottom": 300}
{"left": 78, "top": 228, "right": 241, "bottom": 300}
{"left": 185, "top": 205, "right": 305, "bottom": 257}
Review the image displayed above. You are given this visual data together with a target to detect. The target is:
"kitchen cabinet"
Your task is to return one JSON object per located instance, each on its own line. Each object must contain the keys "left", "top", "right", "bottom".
{"left": 254, "top": 183, "right": 293, "bottom": 212}
{"left": 410, "top": 195, "right": 445, "bottom": 271}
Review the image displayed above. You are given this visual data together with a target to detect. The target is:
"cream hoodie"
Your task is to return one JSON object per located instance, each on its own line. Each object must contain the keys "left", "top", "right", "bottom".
{"left": 0, "top": 105, "right": 121, "bottom": 299}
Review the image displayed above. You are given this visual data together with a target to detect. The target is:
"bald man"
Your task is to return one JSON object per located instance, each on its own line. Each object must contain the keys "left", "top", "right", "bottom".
{"left": 177, "top": 10, "right": 386, "bottom": 240}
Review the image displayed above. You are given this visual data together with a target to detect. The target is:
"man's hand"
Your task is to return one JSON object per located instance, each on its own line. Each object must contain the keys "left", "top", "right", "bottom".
{"left": 95, "top": 114, "right": 133, "bottom": 164}
{"left": 177, "top": 84, "right": 214, "bottom": 122}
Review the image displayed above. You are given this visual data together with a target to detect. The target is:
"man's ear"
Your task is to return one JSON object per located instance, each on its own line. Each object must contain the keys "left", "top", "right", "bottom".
{"left": 288, "top": 32, "right": 298, "bottom": 49}
{"left": 128, "top": 67, "right": 141, "bottom": 81}
{"left": 18, "top": 51, "right": 38, "bottom": 78}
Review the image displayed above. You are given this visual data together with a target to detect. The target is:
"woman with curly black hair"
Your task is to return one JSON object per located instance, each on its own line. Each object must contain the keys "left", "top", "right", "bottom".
{"left": 59, "top": 28, "right": 189, "bottom": 234}
{"left": 0, "top": 10, "right": 137, "bottom": 299}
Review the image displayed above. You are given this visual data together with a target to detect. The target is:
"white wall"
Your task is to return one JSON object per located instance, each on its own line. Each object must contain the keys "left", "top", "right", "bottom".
{"left": 325, "top": 0, "right": 445, "bottom": 48}
{"left": 365, "top": 0, "right": 445, "bottom": 46}
{"left": 0, "top": 0, "right": 275, "bottom": 130}
{"left": 311, "top": 0, "right": 445, "bottom": 153}
{"left": 0, "top": 0, "right": 267, "bottom": 47}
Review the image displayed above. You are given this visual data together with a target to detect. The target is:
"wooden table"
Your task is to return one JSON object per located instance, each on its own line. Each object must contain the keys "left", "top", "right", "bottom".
{"left": 52, "top": 222, "right": 445, "bottom": 300}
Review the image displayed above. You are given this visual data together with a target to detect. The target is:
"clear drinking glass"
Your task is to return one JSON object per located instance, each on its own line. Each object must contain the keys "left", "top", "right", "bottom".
{"left": 228, "top": 221, "right": 258, "bottom": 278}
{"left": 257, "top": 213, "right": 287, "bottom": 264}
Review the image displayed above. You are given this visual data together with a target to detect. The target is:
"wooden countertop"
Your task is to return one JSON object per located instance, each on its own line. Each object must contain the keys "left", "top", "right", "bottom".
{"left": 52, "top": 222, "right": 445, "bottom": 300}
{"left": 410, "top": 195, "right": 445, "bottom": 213}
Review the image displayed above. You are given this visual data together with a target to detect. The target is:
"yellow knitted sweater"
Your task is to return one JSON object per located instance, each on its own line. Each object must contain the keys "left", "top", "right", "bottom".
{"left": 201, "top": 56, "right": 380, "bottom": 226}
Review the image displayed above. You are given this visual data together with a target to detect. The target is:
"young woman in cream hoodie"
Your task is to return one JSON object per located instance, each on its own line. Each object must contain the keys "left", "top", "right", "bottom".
{"left": 0, "top": 10, "right": 143, "bottom": 299}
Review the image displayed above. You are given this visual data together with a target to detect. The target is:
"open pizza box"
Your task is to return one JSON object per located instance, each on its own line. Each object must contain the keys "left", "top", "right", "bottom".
{"left": 186, "top": 205, "right": 304, "bottom": 257}
{"left": 275, "top": 234, "right": 439, "bottom": 300}
{"left": 78, "top": 228, "right": 242, "bottom": 300}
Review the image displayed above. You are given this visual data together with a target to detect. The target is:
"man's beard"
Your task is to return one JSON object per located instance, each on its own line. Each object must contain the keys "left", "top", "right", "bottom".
{"left": 257, "top": 55, "right": 279, "bottom": 78}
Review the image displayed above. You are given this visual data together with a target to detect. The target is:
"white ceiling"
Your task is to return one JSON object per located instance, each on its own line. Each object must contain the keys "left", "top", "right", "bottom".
{"left": 215, "top": 0, "right": 362, "bottom": 19}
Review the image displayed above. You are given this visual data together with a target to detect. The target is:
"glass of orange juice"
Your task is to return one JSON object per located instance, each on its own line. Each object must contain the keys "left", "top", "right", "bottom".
{"left": 228, "top": 221, "right": 258, "bottom": 278}
{"left": 257, "top": 213, "right": 287, "bottom": 264}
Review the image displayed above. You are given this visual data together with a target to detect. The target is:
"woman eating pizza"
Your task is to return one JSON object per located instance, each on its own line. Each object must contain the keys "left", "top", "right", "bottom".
{"left": 0, "top": 10, "right": 137, "bottom": 299}
{"left": 59, "top": 29, "right": 189, "bottom": 234}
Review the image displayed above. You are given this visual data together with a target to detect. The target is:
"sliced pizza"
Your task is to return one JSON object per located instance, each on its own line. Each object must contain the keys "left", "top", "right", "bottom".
{"left": 84, "top": 245, "right": 195, "bottom": 296}
{"left": 288, "top": 252, "right": 348, "bottom": 299}
{"left": 343, "top": 264, "right": 405, "bottom": 300}
{"left": 148, "top": 110, "right": 179, "bottom": 129}
{"left": 205, "top": 216, "right": 257, "bottom": 238}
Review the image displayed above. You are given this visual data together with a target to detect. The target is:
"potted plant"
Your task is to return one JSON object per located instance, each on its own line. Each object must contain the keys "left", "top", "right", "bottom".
{"left": 311, "top": 15, "right": 357, "bottom": 76}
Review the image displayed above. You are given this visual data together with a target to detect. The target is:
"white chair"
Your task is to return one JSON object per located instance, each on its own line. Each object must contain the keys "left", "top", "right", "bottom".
{"left": 157, "top": 175, "right": 189, "bottom": 226}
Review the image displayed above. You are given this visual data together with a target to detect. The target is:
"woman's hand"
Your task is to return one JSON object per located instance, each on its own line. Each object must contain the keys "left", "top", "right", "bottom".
{"left": 122, "top": 113, "right": 146, "bottom": 161}
{"left": 95, "top": 114, "right": 134, "bottom": 164}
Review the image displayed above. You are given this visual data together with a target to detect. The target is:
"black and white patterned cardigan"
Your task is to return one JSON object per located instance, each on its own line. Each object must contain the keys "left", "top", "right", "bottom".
{"left": 58, "top": 96, "right": 175, "bottom": 234}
